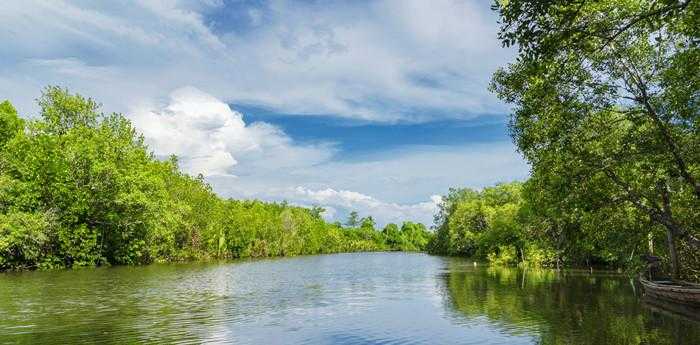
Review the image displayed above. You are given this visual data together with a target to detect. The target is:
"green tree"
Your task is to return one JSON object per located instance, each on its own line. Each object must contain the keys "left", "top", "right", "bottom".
{"left": 428, "top": 183, "right": 535, "bottom": 264}
{"left": 345, "top": 211, "right": 360, "bottom": 227}
{"left": 310, "top": 205, "right": 325, "bottom": 219}
{"left": 400, "top": 222, "right": 432, "bottom": 251}
{"left": 38, "top": 85, "right": 101, "bottom": 134}
{"left": 360, "top": 216, "right": 376, "bottom": 230}
{"left": 0, "top": 101, "right": 23, "bottom": 146}
{"left": 0, "top": 212, "right": 56, "bottom": 270}
{"left": 382, "top": 223, "right": 403, "bottom": 250}
{"left": 491, "top": 0, "right": 699, "bottom": 279}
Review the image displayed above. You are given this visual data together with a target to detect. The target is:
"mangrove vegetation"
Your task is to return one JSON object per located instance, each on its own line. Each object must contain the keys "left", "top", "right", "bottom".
{"left": 0, "top": 87, "right": 432, "bottom": 270}
{"left": 428, "top": 0, "right": 699, "bottom": 282}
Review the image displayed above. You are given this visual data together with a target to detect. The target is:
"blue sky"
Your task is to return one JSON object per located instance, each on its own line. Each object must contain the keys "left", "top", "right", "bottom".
{"left": 238, "top": 105, "right": 511, "bottom": 155}
{"left": 0, "top": 0, "right": 528, "bottom": 226}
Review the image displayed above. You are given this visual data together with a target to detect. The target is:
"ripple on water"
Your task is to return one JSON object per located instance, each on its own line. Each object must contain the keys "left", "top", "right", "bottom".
{"left": 1, "top": 252, "right": 699, "bottom": 345}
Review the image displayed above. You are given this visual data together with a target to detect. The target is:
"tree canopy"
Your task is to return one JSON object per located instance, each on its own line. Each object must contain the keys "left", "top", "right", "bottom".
{"left": 490, "top": 0, "right": 699, "bottom": 279}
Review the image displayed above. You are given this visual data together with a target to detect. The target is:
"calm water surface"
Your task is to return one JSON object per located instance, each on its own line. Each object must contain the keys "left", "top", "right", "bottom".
{"left": 1, "top": 252, "right": 698, "bottom": 344}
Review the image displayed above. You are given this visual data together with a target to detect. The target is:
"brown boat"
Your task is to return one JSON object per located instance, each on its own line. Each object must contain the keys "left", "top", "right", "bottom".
{"left": 639, "top": 276, "right": 700, "bottom": 307}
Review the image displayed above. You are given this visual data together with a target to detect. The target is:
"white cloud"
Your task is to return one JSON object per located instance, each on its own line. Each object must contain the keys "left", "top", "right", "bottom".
{"left": 129, "top": 87, "right": 333, "bottom": 176}
{"left": 290, "top": 187, "right": 442, "bottom": 227}
{"left": 0, "top": 0, "right": 511, "bottom": 121}
{"left": 123, "top": 88, "right": 527, "bottom": 226}
{"left": 208, "top": 142, "right": 529, "bottom": 204}
{"left": 206, "top": 141, "right": 528, "bottom": 226}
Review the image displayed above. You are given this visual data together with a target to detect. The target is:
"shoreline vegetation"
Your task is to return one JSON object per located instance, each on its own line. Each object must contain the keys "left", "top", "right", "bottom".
{"left": 426, "top": 181, "right": 685, "bottom": 274}
{"left": 0, "top": 82, "right": 697, "bottom": 281}
{"left": 1, "top": 3, "right": 698, "bottom": 284}
{"left": 481, "top": 0, "right": 699, "bottom": 282}
{"left": 0, "top": 88, "right": 432, "bottom": 271}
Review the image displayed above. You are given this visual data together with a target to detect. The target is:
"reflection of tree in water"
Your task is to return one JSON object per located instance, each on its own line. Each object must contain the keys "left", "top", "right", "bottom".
{"left": 439, "top": 258, "right": 700, "bottom": 345}
{"left": 1, "top": 264, "right": 237, "bottom": 344}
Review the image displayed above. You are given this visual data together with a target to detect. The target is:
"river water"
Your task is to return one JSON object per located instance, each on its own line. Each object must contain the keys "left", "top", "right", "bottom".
{"left": 1, "top": 252, "right": 698, "bottom": 344}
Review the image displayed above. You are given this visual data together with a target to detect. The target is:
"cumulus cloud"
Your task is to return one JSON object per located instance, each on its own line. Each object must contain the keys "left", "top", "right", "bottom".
{"left": 207, "top": 142, "right": 529, "bottom": 205}
{"left": 122, "top": 88, "right": 453, "bottom": 226}
{"left": 129, "top": 87, "right": 333, "bottom": 176}
{"left": 206, "top": 141, "right": 528, "bottom": 227}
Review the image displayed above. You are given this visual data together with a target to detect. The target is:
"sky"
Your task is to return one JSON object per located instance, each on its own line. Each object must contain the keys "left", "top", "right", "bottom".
{"left": 0, "top": 0, "right": 529, "bottom": 227}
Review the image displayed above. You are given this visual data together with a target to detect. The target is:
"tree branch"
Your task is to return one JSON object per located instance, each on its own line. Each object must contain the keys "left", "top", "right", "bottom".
{"left": 603, "top": 168, "right": 700, "bottom": 250}
{"left": 599, "top": 0, "right": 693, "bottom": 50}
{"left": 637, "top": 85, "right": 700, "bottom": 199}
{"left": 612, "top": 48, "right": 700, "bottom": 199}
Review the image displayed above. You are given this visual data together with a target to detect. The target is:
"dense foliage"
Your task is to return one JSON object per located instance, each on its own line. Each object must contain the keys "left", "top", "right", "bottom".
{"left": 428, "top": 183, "right": 532, "bottom": 265}
{"left": 487, "top": 0, "right": 699, "bottom": 279}
{"left": 428, "top": 181, "right": 654, "bottom": 270}
{"left": 0, "top": 87, "right": 432, "bottom": 270}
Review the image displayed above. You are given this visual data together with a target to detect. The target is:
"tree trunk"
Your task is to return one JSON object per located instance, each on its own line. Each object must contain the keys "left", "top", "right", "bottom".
{"left": 604, "top": 167, "right": 700, "bottom": 258}
{"left": 666, "top": 227, "right": 680, "bottom": 279}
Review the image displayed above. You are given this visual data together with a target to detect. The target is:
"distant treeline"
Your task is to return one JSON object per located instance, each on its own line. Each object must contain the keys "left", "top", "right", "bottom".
{"left": 0, "top": 87, "right": 431, "bottom": 271}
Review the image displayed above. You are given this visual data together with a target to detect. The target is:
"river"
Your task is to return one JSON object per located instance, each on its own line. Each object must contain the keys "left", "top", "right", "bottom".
{"left": 1, "top": 252, "right": 698, "bottom": 344}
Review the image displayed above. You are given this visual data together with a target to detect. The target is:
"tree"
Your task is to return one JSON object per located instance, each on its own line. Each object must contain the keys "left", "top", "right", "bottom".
{"left": 428, "top": 183, "right": 533, "bottom": 263}
{"left": 310, "top": 205, "right": 325, "bottom": 219}
{"left": 429, "top": 188, "right": 480, "bottom": 254}
{"left": 360, "top": 216, "right": 376, "bottom": 230}
{"left": 400, "top": 222, "right": 432, "bottom": 251}
{"left": 0, "top": 101, "right": 23, "bottom": 146}
{"left": 382, "top": 223, "right": 403, "bottom": 249}
{"left": 346, "top": 211, "right": 360, "bottom": 227}
{"left": 38, "top": 85, "right": 100, "bottom": 134}
{"left": 491, "top": 0, "right": 699, "bottom": 278}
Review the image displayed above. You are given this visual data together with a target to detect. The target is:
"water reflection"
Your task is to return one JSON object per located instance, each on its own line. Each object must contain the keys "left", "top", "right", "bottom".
{"left": 0, "top": 253, "right": 698, "bottom": 344}
{"left": 440, "top": 258, "right": 700, "bottom": 345}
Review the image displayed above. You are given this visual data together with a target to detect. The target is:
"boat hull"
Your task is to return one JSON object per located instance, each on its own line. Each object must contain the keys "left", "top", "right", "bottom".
{"left": 640, "top": 277, "right": 700, "bottom": 307}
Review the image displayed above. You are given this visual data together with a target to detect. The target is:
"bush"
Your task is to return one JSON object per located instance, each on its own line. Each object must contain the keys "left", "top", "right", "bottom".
{"left": 487, "top": 245, "right": 518, "bottom": 266}
{"left": 0, "top": 212, "right": 55, "bottom": 270}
